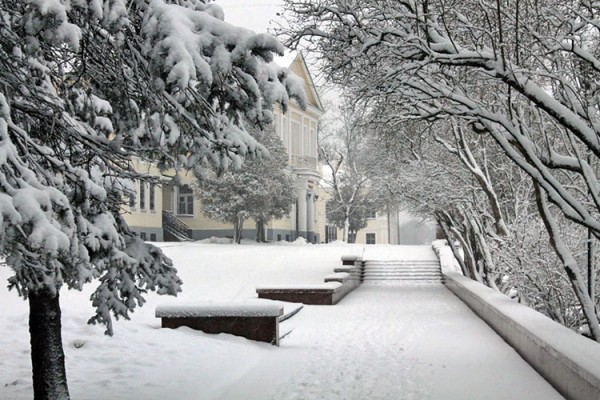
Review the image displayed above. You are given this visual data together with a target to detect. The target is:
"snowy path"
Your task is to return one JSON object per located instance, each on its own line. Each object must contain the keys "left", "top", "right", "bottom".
{"left": 217, "top": 284, "right": 564, "bottom": 400}
{"left": 0, "top": 244, "right": 566, "bottom": 399}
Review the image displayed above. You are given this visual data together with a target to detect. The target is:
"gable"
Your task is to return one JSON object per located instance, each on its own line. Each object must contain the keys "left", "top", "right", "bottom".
{"left": 288, "top": 53, "right": 323, "bottom": 113}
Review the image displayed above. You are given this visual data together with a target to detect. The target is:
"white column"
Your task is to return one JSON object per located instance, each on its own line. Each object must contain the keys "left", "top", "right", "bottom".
{"left": 296, "top": 182, "right": 307, "bottom": 238}
{"left": 306, "top": 192, "right": 315, "bottom": 240}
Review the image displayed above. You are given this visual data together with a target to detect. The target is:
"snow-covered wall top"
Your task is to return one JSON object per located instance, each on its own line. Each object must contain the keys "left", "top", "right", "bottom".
{"left": 445, "top": 272, "right": 600, "bottom": 400}
{"left": 256, "top": 282, "right": 343, "bottom": 291}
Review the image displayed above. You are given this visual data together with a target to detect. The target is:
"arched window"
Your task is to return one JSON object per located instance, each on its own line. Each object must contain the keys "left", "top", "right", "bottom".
{"left": 177, "top": 184, "right": 194, "bottom": 216}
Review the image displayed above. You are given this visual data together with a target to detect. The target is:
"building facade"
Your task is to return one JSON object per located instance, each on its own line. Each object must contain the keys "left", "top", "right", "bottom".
{"left": 124, "top": 54, "right": 326, "bottom": 243}
{"left": 338, "top": 209, "right": 436, "bottom": 245}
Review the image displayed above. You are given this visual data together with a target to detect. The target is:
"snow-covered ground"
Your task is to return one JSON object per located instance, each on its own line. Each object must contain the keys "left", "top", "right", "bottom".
{"left": 0, "top": 242, "right": 562, "bottom": 399}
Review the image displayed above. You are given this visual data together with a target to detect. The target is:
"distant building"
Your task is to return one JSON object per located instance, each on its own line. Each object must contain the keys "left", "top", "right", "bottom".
{"left": 326, "top": 206, "right": 436, "bottom": 245}
{"left": 124, "top": 54, "right": 326, "bottom": 242}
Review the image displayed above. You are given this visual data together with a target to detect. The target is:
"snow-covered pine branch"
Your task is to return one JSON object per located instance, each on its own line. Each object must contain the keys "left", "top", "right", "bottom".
{"left": 1, "top": 0, "right": 307, "bottom": 397}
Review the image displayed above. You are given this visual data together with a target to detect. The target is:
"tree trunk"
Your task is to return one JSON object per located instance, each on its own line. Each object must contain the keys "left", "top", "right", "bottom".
{"left": 233, "top": 215, "right": 244, "bottom": 244}
{"left": 438, "top": 219, "right": 469, "bottom": 277}
{"left": 343, "top": 211, "right": 350, "bottom": 243}
{"left": 29, "top": 290, "right": 70, "bottom": 400}
{"left": 450, "top": 225, "right": 480, "bottom": 281}
{"left": 256, "top": 219, "right": 266, "bottom": 242}
{"left": 588, "top": 228, "right": 595, "bottom": 303}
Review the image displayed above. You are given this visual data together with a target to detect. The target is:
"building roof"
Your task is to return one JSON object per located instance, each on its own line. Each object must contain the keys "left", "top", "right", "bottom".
{"left": 284, "top": 52, "right": 324, "bottom": 113}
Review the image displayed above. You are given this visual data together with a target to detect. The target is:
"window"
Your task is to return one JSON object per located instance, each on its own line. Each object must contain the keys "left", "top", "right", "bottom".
{"left": 348, "top": 232, "right": 356, "bottom": 244}
{"left": 367, "top": 210, "right": 377, "bottom": 219}
{"left": 140, "top": 232, "right": 147, "bottom": 240}
{"left": 326, "top": 225, "right": 337, "bottom": 243}
{"left": 177, "top": 184, "right": 194, "bottom": 216}
{"left": 309, "top": 128, "right": 317, "bottom": 157}
{"left": 303, "top": 125, "right": 309, "bottom": 156}
{"left": 129, "top": 190, "right": 136, "bottom": 209}
{"left": 366, "top": 233, "right": 376, "bottom": 244}
{"left": 150, "top": 233, "right": 157, "bottom": 241}
{"left": 139, "top": 181, "right": 146, "bottom": 210}
{"left": 149, "top": 183, "right": 156, "bottom": 211}
{"left": 283, "top": 117, "right": 290, "bottom": 154}
{"left": 291, "top": 121, "right": 302, "bottom": 156}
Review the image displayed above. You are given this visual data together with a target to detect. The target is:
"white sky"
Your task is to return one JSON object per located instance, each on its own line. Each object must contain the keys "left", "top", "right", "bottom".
{"left": 214, "top": 0, "right": 285, "bottom": 34}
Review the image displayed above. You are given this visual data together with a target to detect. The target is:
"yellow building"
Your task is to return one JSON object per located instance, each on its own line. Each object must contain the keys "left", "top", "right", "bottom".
{"left": 124, "top": 53, "right": 326, "bottom": 242}
{"left": 351, "top": 207, "right": 400, "bottom": 245}
{"left": 337, "top": 208, "right": 437, "bottom": 245}
{"left": 124, "top": 159, "right": 166, "bottom": 241}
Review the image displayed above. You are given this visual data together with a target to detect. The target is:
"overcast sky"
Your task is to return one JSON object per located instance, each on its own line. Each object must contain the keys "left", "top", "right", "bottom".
{"left": 215, "top": 1, "right": 285, "bottom": 34}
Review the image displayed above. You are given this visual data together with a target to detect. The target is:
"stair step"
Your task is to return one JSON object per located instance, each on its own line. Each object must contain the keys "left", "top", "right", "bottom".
{"left": 366, "top": 268, "right": 441, "bottom": 270}
{"left": 363, "top": 280, "right": 445, "bottom": 285}
{"left": 365, "top": 264, "right": 439, "bottom": 267}
{"left": 364, "top": 276, "right": 441, "bottom": 278}
{"left": 362, "top": 276, "right": 442, "bottom": 280}
{"left": 364, "top": 266, "right": 440, "bottom": 268}
{"left": 362, "top": 279, "right": 442, "bottom": 281}
{"left": 364, "top": 264, "right": 440, "bottom": 267}
{"left": 367, "top": 273, "right": 440, "bottom": 276}
{"left": 362, "top": 272, "right": 442, "bottom": 276}
{"left": 365, "top": 260, "right": 439, "bottom": 263}
{"left": 359, "top": 258, "right": 443, "bottom": 284}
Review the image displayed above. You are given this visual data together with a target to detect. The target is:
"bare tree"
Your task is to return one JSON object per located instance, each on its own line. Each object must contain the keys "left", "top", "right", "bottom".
{"left": 281, "top": 0, "right": 600, "bottom": 341}
{"left": 320, "top": 102, "right": 381, "bottom": 242}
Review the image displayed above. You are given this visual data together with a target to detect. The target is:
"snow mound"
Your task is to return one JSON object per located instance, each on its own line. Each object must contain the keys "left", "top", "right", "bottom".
{"left": 196, "top": 236, "right": 234, "bottom": 244}
{"left": 432, "top": 240, "right": 462, "bottom": 274}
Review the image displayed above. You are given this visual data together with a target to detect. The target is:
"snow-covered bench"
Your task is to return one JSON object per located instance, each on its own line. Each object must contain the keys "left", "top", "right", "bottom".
{"left": 341, "top": 255, "right": 362, "bottom": 266}
{"left": 256, "top": 259, "right": 364, "bottom": 306}
{"left": 325, "top": 272, "right": 359, "bottom": 299}
{"left": 256, "top": 283, "right": 346, "bottom": 305}
{"left": 339, "top": 255, "right": 364, "bottom": 282}
{"left": 324, "top": 272, "right": 351, "bottom": 284}
{"left": 334, "top": 265, "right": 362, "bottom": 280}
{"left": 156, "top": 303, "right": 284, "bottom": 346}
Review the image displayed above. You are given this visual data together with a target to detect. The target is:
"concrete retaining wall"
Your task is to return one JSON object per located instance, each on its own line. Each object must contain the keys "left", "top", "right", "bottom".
{"left": 445, "top": 272, "right": 600, "bottom": 400}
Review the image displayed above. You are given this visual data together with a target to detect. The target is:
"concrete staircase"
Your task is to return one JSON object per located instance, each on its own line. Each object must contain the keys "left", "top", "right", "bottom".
{"left": 162, "top": 211, "right": 193, "bottom": 242}
{"left": 361, "top": 259, "right": 443, "bottom": 284}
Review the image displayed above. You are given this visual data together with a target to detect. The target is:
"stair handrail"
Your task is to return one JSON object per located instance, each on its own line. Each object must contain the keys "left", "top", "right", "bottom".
{"left": 162, "top": 210, "right": 193, "bottom": 240}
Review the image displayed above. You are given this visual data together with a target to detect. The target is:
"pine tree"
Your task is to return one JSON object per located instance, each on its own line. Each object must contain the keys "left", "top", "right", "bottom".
{"left": 0, "top": 1, "right": 304, "bottom": 398}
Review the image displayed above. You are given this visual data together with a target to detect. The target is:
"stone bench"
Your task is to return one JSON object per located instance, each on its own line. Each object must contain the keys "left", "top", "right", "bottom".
{"left": 156, "top": 303, "right": 284, "bottom": 346}
{"left": 256, "top": 283, "right": 345, "bottom": 305}
{"left": 324, "top": 272, "right": 351, "bottom": 284}
{"left": 341, "top": 255, "right": 362, "bottom": 266}
{"left": 335, "top": 265, "right": 362, "bottom": 281}
{"left": 325, "top": 272, "right": 358, "bottom": 300}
